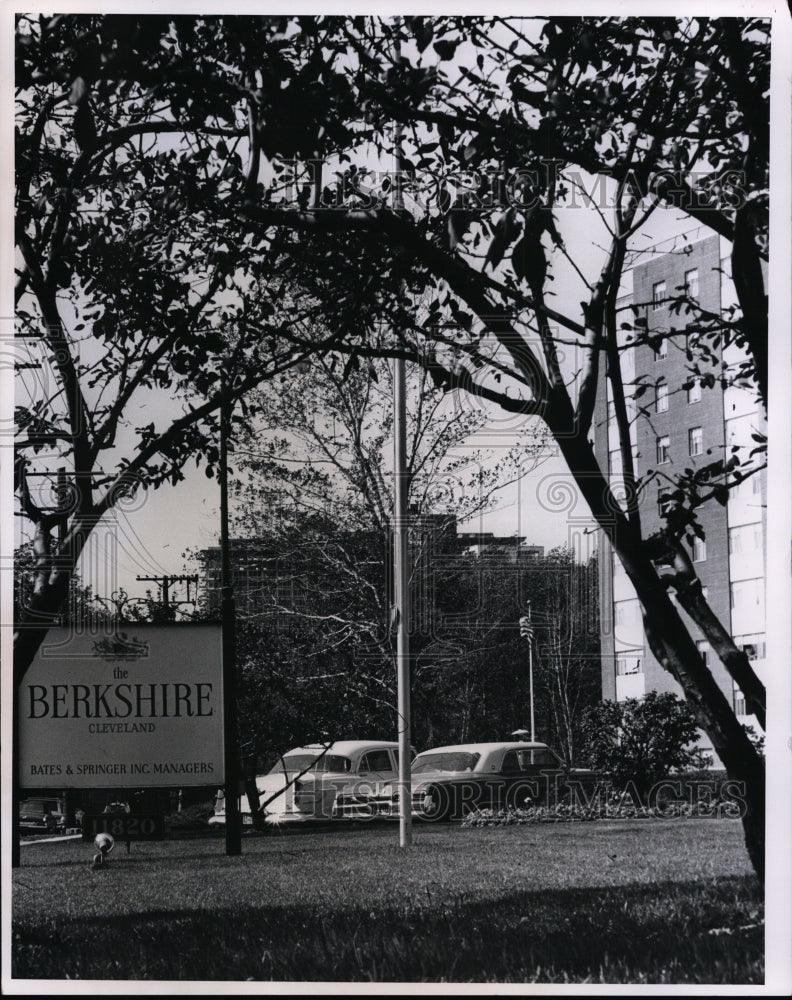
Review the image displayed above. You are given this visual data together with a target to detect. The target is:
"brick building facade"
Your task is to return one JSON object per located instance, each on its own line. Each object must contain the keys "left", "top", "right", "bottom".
{"left": 593, "top": 234, "right": 766, "bottom": 757}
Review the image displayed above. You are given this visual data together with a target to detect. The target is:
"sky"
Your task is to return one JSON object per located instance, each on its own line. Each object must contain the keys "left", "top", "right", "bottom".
{"left": 7, "top": 15, "right": 744, "bottom": 610}
{"left": 76, "top": 197, "right": 713, "bottom": 606}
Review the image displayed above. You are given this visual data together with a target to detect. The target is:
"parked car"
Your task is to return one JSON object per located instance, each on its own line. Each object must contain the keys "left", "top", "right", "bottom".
{"left": 406, "top": 741, "right": 597, "bottom": 821}
{"left": 210, "top": 740, "right": 410, "bottom": 827}
{"left": 19, "top": 797, "right": 66, "bottom": 833}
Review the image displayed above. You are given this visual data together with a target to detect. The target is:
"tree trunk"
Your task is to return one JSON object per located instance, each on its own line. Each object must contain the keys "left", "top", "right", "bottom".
{"left": 674, "top": 579, "right": 765, "bottom": 730}
{"left": 548, "top": 394, "right": 765, "bottom": 879}
{"left": 14, "top": 516, "right": 96, "bottom": 684}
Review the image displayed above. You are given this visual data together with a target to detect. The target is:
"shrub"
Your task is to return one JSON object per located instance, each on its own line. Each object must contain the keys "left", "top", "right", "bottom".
{"left": 576, "top": 691, "right": 711, "bottom": 802}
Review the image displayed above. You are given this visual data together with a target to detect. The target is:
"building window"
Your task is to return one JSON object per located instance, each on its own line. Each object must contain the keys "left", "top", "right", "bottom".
{"left": 656, "top": 435, "right": 670, "bottom": 464}
{"left": 614, "top": 601, "right": 639, "bottom": 626}
{"left": 730, "top": 578, "right": 763, "bottom": 610}
{"left": 652, "top": 280, "right": 666, "bottom": 309}
{"left": 657, "top": 489, "right": 670, "bottom": 518}
{"left": 654, "top": 336, "right": 668, "bottom": 361}
{"left": 656, "top": 380, "right": 668, "bottom": 413}
{"left": 692, "top": 536, "right": 707, "bottom": 562}
{"left": 733, "top": 684, "right": 747, "bottom": 717}
{"left": 736, "top": 636, "right": 766, "bottom": 660}
{"left": 616, "top": 656, "right": 642, "bottom": 676}
{"left": 729, "top": 524, "right": 762, "bottom": 555}
{"left": 687, "top": 378, "right": 701, "bottom": 404}
{"left": 696, "top": 640, "right": 710, "bottom": 668}
{"left": 685, "top": 268, "right": 699, "bottom": 300}
{"left": 688, "top": 426, "right": 703, "bottom": 456}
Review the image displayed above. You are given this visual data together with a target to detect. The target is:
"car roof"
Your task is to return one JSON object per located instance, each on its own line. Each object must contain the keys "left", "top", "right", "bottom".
{"left": 285, "top": 741, "right": 400, "bottom": 756}
{"left": 415, "top": 742, "right": 550, "bottom": 756}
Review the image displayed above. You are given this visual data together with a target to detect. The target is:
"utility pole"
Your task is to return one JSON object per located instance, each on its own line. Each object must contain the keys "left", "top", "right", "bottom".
{"left": 135, "top": 574, "right": 199, "bottom": 615}
{"left": 220, "top": 383, "right": 242, "bottom": 856}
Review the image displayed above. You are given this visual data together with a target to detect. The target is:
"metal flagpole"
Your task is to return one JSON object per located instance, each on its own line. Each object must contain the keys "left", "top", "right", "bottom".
{"left": 520, "top": 601, "right": 535, "bottom": 743}
{"left": 220, "top": 382, "right": 242, "bottom": 855}
{"left": 393, "top": 20, "right": 412, "bottom": 848}
{"left": 394, "top": 357, "right": 412, "bottom": 847}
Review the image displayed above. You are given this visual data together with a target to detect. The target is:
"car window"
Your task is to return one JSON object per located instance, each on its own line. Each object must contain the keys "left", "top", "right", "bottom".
{"left": 270, "top": 753, "right": 352, "bottom": 774}
{"left": 502, "top": 748, "right": 562, "bottom": 771}
{"left": 501, "top": 750, "right": 522, "bottom": 773}
{"left": 358, "top": 750, "right": 393, "bottom": 772}
{"left": 412, "top": 752, "right": 480, "bottom": 773}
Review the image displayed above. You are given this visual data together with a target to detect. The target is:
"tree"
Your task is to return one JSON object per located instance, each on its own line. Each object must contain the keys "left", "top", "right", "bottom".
{"left": 521, "top": 547, "right": 601, "bottom": 768}
{"left": 205, "top": 352, "right": 547, "bottom": 751}
{"left": 14, "top": 14, "right": 772, "bottom": 875}
{"left": 414, "top": 545, "right": 601, "bottom": 752}
{"left": 577, "top": 691, "right": 711, "bottom": 802}
{"left": 14, "top": 14, "right": 349, "bottom": 681}
{"left": 14, "top": 541, "right": 108, "bottom": 630}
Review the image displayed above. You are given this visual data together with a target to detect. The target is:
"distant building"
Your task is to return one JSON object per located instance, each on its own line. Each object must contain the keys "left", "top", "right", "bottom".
{"left": 456, "top": 533, "right": 544, "bottom": 562}
{"left": 593, "top": 233, "right": 766, "bottom": 756}
{"left": 198, "top": 519, "right": 544, "bottom": 619}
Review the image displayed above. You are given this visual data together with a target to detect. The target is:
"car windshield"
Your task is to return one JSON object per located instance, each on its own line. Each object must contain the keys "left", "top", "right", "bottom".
{"left": 269, "top": 753, "right": 353, "bottom": 775}
{"left": 412, "top": 752, "right": 480, "bottom": 774}
{"left": 21, "top": 800, "right": 59, "bottom": 814}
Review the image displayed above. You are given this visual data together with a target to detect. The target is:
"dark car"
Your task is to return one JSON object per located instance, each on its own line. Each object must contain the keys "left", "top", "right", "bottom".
{"left": 19, "top": 797, "right": 66, "bottom": 833}
{"left": 408, "top": 741, "right": 597, "bottom": 820}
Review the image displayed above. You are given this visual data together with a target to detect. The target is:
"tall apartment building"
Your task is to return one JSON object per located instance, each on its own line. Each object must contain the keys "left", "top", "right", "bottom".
{"left": 593, "top": 233, "right": 766, "bottom": 756}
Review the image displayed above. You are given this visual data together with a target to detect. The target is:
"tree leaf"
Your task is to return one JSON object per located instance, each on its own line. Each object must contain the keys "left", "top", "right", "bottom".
{"left": 434, "top": 39, "right": 460, "bottom": 60}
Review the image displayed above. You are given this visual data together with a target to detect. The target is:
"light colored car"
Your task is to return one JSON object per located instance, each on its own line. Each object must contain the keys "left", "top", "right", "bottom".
{"left": 210, "top": 740, "right": 408, "bottom": 827}
{"left": 406, "top": 741, "right": 596, "bottom": 820}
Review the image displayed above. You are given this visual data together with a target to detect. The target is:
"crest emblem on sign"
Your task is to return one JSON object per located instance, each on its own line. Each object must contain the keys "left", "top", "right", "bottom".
{"left": 91, "top": 632, "right": 149, "bottom": 661}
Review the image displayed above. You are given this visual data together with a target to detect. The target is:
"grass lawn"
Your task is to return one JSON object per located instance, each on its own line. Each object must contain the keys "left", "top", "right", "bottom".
{"left": 11, "top": 817, "right": 762, "bottom": 984}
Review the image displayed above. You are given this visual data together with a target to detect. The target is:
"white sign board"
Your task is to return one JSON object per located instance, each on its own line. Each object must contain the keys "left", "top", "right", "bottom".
{"left": 19, "top": 623, "right": 224, "bottom": 789}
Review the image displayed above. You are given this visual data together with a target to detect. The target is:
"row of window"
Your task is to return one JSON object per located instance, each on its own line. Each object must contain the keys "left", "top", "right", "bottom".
{"left": 614, "top": 576, "right": 764, "bottom": 630}
{"left": 651, "top": 479, "right": 758, "bottom": 523}
{"left": 619, "top": 637, "right": 764, "bottom": 672}
{"left": 650, "top": 270, "right": 700, "bottom": 357}
{"left": 654, "top": 378, "right": 702, "bottom": 410}
{"left": 696, "top": 635, "right": 765, "bottom": 667}
{"left": 652, "top": 269, "right": 699, "bottom": 310}
{"left": 656, "top": 426, "right": 703, "bottom": 464}
{"left": 617, "top": 637, "right": 764, "bottom": 718}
